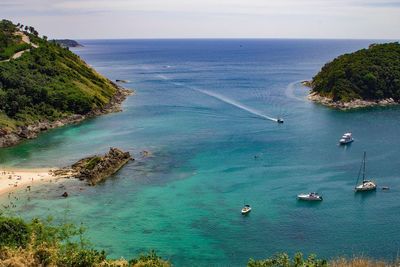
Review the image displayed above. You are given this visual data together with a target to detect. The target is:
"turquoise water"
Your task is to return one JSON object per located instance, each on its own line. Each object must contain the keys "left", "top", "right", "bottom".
{"left": 1, "top": 39, "right": 400, "bottom": 266}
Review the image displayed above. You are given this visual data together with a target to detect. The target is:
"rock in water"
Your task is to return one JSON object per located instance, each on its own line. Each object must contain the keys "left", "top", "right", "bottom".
{"left": 72, "top": 147, "right": 132, "bottom": 186}
{"left": 62, "top": 192, "right": 68, "bottom": 197}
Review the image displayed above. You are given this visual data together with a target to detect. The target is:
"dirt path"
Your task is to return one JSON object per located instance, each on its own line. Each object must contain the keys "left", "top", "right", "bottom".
{"left": 0, "top": 31, "right": 38, "bottom": 62}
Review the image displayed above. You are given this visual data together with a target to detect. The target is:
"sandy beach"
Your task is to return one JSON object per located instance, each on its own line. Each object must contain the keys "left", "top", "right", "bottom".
{"left": 0, "top": 168, "right": 59, "bottom": 197}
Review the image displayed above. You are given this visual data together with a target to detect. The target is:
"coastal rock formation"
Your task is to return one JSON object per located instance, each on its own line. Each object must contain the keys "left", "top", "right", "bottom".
{"left": 0, "top": 84, "right": 133, "bottom": 148}
{"left": 304, "top": 82, "right": 398, "bottom": 110}
{"left": 71, "top": 147, "right": 132, "bottom": 186}
{"left": 301, "top": 81, "right": 313, "bottom": 87}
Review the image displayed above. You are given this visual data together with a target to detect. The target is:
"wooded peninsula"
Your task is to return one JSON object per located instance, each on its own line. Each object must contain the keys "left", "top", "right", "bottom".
{"left": 305, "top": 42, "right": 400, "bottom": 109}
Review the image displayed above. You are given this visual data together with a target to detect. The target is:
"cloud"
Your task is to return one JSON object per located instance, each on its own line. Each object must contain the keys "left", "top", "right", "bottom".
{"left": 4, "top": 0, "right": 400, "bottom": 15}
{"left": 1, "top": 0, "right": 399, "bottom": 39}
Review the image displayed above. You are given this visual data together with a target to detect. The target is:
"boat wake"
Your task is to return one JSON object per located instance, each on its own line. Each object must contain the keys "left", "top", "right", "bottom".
{"left": 153, "top": 69, "right": 280, "bottom": 122}
{"left": 194, "top": 88, "right": 278, "bottom": 122}
{"left": 285, "top": 80, "right": 307, "bottom": 101}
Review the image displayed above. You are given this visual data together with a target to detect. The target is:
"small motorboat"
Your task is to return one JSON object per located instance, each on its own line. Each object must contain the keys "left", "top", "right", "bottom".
{"left": 382, "top": 187, "right": 390, "bottom": 190}
{"left": 241, "top": 204, "right": 252, "bottom": 214}
{"left": 339, "top": 132, "right": 354, "bottom": 145}
{"left": 297, "top": 192, "right": 323, "bottom": 201}
{"left": 277, "top": 118, "right": 284, "bottom": 123}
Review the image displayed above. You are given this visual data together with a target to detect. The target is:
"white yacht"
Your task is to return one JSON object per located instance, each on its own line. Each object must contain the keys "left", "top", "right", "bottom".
{"left": 241, "top": 204, "right": 252, "bottom": 214}
{"left": 355, "top": 152, "right": 377, "bottom": 191}
{"left": 297, "top": 192, "right": 323, "bottom": 201}
{"left": 339, "top": 132, "right": 354, "bottom": 144}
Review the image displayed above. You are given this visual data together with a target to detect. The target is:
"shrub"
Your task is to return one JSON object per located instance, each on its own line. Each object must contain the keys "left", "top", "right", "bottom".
{"left": 85, "top": 156, "right": 102, "bottom": 170}
{"left": 0, "top": 216, "right": 30, "bottom": 248}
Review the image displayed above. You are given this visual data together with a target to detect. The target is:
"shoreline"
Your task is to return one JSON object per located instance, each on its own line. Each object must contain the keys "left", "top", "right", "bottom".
{"left": 302, "top": 81, "right": 398, "bottom": 110}
{"left": 0, "top": 82, "right": 134, "bottom": 148}
{"left": 0, "top": 168, "right": 68, "bottom": 197}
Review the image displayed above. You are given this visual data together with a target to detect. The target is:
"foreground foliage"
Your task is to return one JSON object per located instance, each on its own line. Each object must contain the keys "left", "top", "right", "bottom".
{"left": 0, "top": 214, "right": 171, "bottom": 266}
{"left": 248, "top": 253, "right": 328, "bottom": 267}
{"left": 330, "top": 257, "right": 397, "bottom": 267}
{"left": 0, "top": 19, "right": 116, "bottom": 131}
{"left": 0, "top": 213, "right": 396, "bottom": 266}
{"left": 312, "top": 42, "right": 400, "bottom": 102}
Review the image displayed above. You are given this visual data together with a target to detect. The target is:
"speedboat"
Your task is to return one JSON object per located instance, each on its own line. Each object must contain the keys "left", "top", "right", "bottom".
{"left": 354, "top": 152, "right": 377, "bottom": 192}
{"left": 241, "top": 204, "right": 252, "bottom": 214}
{"left": 277, "top": 118, "right": 284, "bottom": 123}
{"left": 297, "top": 192, "right": 323, "bottom": 201}
{"left": 339, "top": 133, "right": 354, "bottom": 144}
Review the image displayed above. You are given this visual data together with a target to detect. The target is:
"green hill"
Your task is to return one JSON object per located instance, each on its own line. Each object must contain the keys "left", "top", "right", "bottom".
{"left": 311, "top": 42, "right": 400, "bottom": 102}
{"left": 0, "top": 19, "right": 117, "bottom": 132}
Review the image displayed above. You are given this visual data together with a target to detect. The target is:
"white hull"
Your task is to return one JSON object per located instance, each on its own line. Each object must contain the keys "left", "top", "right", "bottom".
{"left": 339, "top": 132, "right": 354, "bottom": 144}
{"left": 355, "top": 183, "right": 377, "bottom": 191}
{"left": 297, "top": 194, "right": 323, "bottom": 201}
{"left": 340, "top": 139, "right": 354, "bottom": 144}
{"left": 241, "top": 207, "right": 251, "bottom": 214}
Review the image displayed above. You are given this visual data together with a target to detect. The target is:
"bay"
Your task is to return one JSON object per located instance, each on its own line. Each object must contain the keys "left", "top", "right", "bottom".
{"left": 1, "top": 39, "right": 400, "bottom": 266}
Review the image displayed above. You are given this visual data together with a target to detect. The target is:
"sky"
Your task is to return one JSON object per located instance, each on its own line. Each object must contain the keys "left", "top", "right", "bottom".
{"left": 1, "top": 0, "right": 400, "bottom": 39}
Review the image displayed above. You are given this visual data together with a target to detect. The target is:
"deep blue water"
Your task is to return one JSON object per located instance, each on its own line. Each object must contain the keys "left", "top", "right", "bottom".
{"left": 1, "top": 39, "right": 400, "bottom": 266}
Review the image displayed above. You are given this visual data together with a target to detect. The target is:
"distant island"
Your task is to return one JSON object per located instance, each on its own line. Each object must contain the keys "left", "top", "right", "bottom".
{"left": 53, "top": 39, "right": 83, "bottom": 48}
{"left": 304, "top": 42, "right": 400, "bottom": 110}
{"left": 0, "top": 19, "right": 133, "bottom": 148}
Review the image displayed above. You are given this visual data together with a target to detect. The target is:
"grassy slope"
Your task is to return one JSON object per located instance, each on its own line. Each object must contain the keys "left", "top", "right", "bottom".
{"left": 312, "top": 42, "right": 400, "bottom": 102}
{"left": 0, "top": 20, "right": 116, "bottom": 131}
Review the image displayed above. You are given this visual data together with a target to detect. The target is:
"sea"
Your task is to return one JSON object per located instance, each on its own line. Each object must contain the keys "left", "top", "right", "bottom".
{"left": 1, "top": 39, "right": 400, "bottom": 266}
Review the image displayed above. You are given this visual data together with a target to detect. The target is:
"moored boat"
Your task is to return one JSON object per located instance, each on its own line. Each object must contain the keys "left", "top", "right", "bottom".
{"left": 355, "top": 152, "right": 377, "bottom": 192}
{"left": 339, "top": 132, "right": 354, "bottom": 144}
{"left": 297, "top": 192, "right": 323, "bottom": 201}
{"left": 241, "top": 204, "right": 252, "bottom": 214}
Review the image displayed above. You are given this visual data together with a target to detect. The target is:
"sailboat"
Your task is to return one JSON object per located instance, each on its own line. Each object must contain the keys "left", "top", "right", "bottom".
{"left": 355, "top": 152, "right": 377, "bottom": 192}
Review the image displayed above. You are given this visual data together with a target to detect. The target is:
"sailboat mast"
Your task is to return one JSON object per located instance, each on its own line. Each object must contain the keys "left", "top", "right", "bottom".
{"left": 362, "top": 151, "right": 366, "bottom": 182}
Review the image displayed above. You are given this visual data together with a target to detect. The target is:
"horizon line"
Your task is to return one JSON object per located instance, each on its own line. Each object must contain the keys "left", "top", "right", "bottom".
{"left": 70, "top": 37, "right": 400, "bottom": 41}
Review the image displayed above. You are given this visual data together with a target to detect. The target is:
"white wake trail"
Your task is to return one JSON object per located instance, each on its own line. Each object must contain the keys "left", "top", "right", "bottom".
{"left": 285, "top": 80, "right": 307, "bottom": 101}
{"left": 195, "top": 88, "right": 278, "bottom": 122}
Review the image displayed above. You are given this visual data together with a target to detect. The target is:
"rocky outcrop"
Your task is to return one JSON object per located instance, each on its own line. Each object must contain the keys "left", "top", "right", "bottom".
{"left": 301, "top": 80, "right": 313, "bottom": 88}
{"left": 0, "top": 83, "right": 133, "bottom": 148}
{"left": 303, "top": 81, "right": 398, "bottom": 110}
{"left": 71, "top": 147, "right": 132, "bottom": 186}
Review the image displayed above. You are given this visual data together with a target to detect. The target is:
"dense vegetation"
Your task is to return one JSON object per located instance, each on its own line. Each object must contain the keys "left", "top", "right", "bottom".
{"left": 312, "top": 42, "right": 400, "bottom": 102}
{"left": 0, "top": 19, "right": 116, "bottom": 131}
{"left": 0, "top": 213, "right": 171, "bottom": 266}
